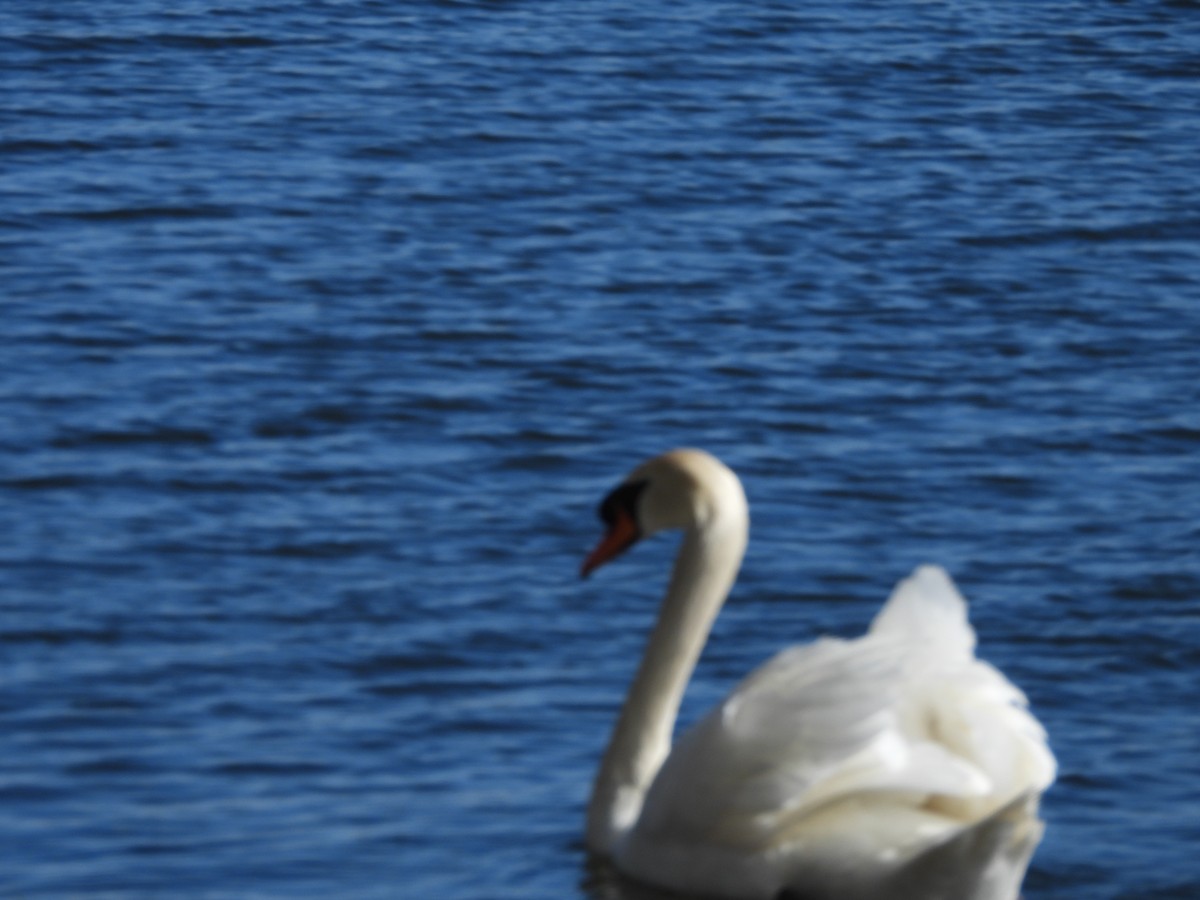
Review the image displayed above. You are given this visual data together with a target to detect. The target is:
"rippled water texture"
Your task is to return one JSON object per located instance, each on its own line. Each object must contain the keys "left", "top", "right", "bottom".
{"left": 2, "top": 2, "right": 1199, "bottom": 897}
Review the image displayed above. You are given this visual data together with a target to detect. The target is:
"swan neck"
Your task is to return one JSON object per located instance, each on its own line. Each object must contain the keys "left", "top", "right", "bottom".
{"left": 587, "top": 510, "right": 747, "bottom": 854}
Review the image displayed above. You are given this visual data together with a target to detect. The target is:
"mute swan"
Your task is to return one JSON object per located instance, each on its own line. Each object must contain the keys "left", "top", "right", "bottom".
{"left": 580, "top": 449, "right": 1055, "bottom": 900}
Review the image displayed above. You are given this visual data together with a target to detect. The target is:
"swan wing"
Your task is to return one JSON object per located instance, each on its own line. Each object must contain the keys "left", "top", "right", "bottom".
{"left": 631, "top": 567, "right": 1051, "bottom": 855}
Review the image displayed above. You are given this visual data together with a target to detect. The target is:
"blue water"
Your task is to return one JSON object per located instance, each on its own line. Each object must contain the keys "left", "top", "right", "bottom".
{"left": 3, "top": 2, "right": 1199, "bottom": 897}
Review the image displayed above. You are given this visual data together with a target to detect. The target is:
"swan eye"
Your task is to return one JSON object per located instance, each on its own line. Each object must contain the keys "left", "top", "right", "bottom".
{"left": 598, "top": 479, "right": 648, "bottom": 529}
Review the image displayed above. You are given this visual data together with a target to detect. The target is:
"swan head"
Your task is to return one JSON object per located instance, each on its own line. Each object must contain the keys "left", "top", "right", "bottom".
{"left": 581, "top": 449, "right": 747, "bottom": 578}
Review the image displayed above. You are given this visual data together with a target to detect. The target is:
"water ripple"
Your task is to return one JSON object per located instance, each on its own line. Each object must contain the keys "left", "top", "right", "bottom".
{"left": 2, "top": 1, "right": 1199, "bottom": 898}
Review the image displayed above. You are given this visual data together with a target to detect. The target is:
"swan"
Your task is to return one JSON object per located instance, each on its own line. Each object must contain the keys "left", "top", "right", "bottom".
{"left": 580, "top": 449, "right": 1055, "bottom": 900}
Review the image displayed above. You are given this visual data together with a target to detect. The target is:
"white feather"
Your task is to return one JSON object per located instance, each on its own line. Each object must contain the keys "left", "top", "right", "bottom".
{"left": 584, "top": 452, "right": 1055, "bottom": 900}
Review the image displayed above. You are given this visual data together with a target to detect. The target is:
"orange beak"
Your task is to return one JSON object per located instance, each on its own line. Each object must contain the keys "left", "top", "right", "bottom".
{"left": 581, "top": 508, "right": 640, "bottom": 578}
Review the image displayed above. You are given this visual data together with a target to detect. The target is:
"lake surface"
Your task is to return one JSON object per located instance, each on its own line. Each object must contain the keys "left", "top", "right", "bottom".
{"left": 2, "top": 1, "right": 1199, "bottom": 897}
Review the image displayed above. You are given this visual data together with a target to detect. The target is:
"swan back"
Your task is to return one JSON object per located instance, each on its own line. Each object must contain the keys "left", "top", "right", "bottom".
{"left": 618, "top": 566, "right": 1055, "bottom": 899}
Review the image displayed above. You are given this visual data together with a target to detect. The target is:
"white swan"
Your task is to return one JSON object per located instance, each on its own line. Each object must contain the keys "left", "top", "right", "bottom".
{"left": 580, "top": 449, "right": 1055, "bottom": 900}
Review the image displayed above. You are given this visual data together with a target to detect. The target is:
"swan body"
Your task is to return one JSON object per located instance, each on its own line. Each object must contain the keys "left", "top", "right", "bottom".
{"left": 581, "top": 449, "right": 1054, "bottom": 900}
